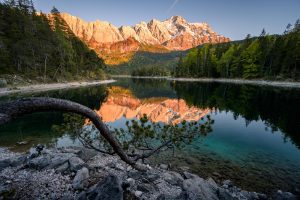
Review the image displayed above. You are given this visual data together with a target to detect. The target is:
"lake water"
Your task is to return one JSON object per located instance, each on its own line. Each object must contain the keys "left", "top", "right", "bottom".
{"left": 0, "top": 78, "right": 299, "bottom": 194}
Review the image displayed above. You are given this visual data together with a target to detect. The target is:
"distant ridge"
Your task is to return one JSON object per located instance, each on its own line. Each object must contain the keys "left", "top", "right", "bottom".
{"left": 49, "top": 13, "right": 230, "bottom": 64}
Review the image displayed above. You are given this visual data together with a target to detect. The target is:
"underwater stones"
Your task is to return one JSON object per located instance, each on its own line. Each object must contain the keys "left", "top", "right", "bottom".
{"left": 159, "top": 164, "right": 168, "bottom": 170}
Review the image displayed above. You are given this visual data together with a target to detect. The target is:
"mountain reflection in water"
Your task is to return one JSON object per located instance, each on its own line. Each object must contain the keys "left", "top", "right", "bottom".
{"left": 96, "top": 86, "right": 211, "bottom": 124}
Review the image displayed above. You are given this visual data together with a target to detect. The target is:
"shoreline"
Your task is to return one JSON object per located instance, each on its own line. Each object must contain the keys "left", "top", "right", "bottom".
{"left": 0, "top": 80, "right": 116, "bottom": 97}
{"left": 112, "top": 75, "right": 300, "bottom": 88}
{"left": 1, "top": 146, "right": 296, "bottom": 199}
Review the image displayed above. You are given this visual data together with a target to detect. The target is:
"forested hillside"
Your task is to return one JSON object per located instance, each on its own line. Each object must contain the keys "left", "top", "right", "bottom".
{"left": 107, "top": 50, "right": 182, "bottom": 75}
{"left": 0, "top": 0, "right": 106, "bottom": 85}
{"left": 174, "top": 22, "right": 300, "bottom": 80}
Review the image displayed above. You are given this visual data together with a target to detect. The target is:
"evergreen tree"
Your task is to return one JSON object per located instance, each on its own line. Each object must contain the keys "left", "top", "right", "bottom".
{"left": 0, "top": 1, "right": 106, "bottom": 82}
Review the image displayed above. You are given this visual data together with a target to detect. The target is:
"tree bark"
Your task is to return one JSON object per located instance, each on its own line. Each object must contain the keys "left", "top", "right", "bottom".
{"left": 0, "top": 97, "right": 137, "bottom": 167}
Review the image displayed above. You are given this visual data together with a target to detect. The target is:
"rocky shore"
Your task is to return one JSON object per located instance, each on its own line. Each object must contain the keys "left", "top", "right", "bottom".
{"left": 0, "top": 146, "right": 297, "bottom": 200}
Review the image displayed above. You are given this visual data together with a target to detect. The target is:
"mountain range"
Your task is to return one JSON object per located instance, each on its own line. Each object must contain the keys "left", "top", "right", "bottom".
{"left": 55, "top": 13, "right": 230, "bottom": 64}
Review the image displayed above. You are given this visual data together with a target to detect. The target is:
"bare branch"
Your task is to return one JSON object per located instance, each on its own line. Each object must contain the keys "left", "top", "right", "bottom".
{"left": 0, "top": 97, "right": 138, "bottom": 167}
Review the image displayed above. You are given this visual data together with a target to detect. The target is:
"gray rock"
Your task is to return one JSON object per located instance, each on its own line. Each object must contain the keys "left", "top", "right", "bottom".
{"left": 78, "top": 148, "right": 97, "bottom": 162}
{"left": 76, "top": 191, "right": 87, "bottom": 200}
{"left": 160, "top": 164, "right": 168, "bottom": 170}
{"left": 0, "top": 159, "right": 10, "bottom": 171}
{"left": 134, "top": 190, "right": 143, "bottom": 198}
{"left": 115, "top": 163, "right": 125, "bottom": 171}
{"left": 182, "top": 176, "right": 219, "bottom": 200}
{"left": 16, "top": 141, "right": 28, "bottom": 145}
{"left": 146, "top": 173, "right": 160, "bottom": 182}
{"left": 55, "top": 162, "right": 69, "bottom": 173}
{"left": 35, "top": 144, "right": 45, "bottom": 155}
{"left": 156, "top": 194, "right": 179, "bottom": 200}
{"left": 273, "top": 190, "right": 297, "bottom": 200}
{"left": 137, "top": 183, "right": 156, "bottom": 193}
{"left": 73, "top": 167, "right": 89, "bottom": 190}
{"left": 222, "top": 180, "right": 234, "bottom": 188}
{"left": 10, "top": 155, "right": 26, "bottom": 167}
{"left": 182, "top": 171, "right": 198, "bottom": 179}
{"left": 28, "top": 154, "right": 52, "bottom": 169}
{"left": 87, "top": 175, "right": 123, "bottom": 200}
{"left": 212, "top": 172, "right": 221, "bottom": 177}
{"left": 48, "top": 154, "right": 73, "bottom": 168}
{"left": 61, "top": 147, "right": 81, "bottom": 154}
{"left": 217, "top": 188, "right": 235, "bottom": 200}
{"left": 162, "top": 171, "right": 183, "bottom": 186}
{"left": 69, "top": 157, "right": 85, "bottom": 171}
{"left": 128, "top": 170, "right": 143, "bottom": 179}
{"left": 0, "top": 155, "right": 26, "bottom": 171}
{"left": 126, "top": 178, "right": 135, "bottom": 186}
{"left": 207, "top": 177, "right": 218, "bottom": 191}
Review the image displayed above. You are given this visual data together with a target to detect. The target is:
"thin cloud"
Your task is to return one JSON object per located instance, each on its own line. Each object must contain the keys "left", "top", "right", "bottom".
{"left": 166, "top": 0, "right": 180, "bottom": 15}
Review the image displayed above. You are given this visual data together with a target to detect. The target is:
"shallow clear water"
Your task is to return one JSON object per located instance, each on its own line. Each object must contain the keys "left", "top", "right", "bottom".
{"left": 0, "top": 78, "right": 299, "bottom": 194}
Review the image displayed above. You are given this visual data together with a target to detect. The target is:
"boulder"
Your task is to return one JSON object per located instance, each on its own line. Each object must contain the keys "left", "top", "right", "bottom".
{"left": 48, "top": 153, "right": 74, "bottom": 168}
{"left": 182, "top": 171, "right": 198, "bottom": 179}
{"left": 125, "top": 178, "right": 135, "bottom": 186}
{"left": 69, "top": 157, "right": 85, "bottom": 171}
{"left": 60, "top": 147, "right": 81, "bottom": 154}
{"left": 162, "top": 171, "right": 183, "bottom": 186}
{"left": 73, "top": 167, "right": 90, "bottom": 190}
{"left": 137, "top": 183, "right": 156, "bottom": 193}
{"left": 182, "top": 176, "right": 219, "bottom": 200}
{"left": 86, "top": 175, "right": 123, "bottom": 200}
{"left": 273, "top": 190, "right": 297, "bottom": 200}
{"left": 159, "top": 164, "right": 168, "bottom": 170}
{"left": 55, "top": 162, "right": 69, "bottom": 173}
{"left": 77, "top": 148, "right": 98, "bottom": 162}
{"left": 76, "top": 191, "right": 87, "bottom": 200}
{"left": 217, "top": 188, "right": 235, "bottom": 200}
{"left": 145, "top": 172, "right": 160, "bottom": 182}
{"left": 134, "top": 190, "right": 143, "bottom": 198}
{"left": 28, "top": 154, "right": 52, "bottom": 169}
{"left": 0, "top": 159, "right": 11, "bottom": 171}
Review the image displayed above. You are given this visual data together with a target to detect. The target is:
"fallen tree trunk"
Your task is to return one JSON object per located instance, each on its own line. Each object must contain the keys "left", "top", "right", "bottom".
{"left": 0, "top": 97, "right": 138, "bottom": 167}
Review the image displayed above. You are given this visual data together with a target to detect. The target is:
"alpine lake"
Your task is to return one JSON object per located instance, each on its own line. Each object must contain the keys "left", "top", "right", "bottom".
{"left": 0, "top": 78, "right": 299, "bottom": 195}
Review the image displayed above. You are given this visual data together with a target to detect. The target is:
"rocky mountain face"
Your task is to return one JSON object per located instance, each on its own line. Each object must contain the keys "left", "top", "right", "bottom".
{"left": 57, "top": 13, "right": 230, "bottom": 64}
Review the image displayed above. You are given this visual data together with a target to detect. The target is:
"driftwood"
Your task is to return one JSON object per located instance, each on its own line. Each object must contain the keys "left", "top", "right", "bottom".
{"left": 0, "top": 97, "right": 140, "bottom": 168}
